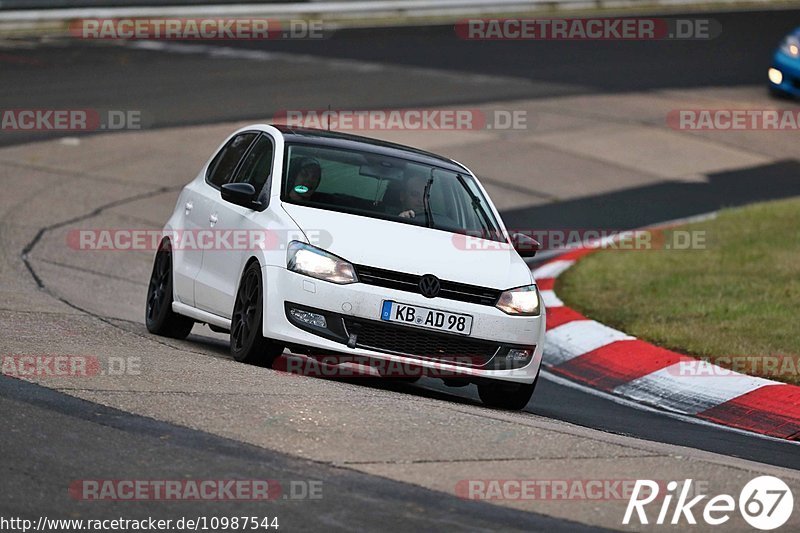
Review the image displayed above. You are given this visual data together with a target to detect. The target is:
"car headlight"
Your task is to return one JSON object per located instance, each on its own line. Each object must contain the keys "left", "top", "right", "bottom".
{"left": 781, "top": 35, "right": 800, "bottom": 58}
{"left": 287, "top": 241, "right": 358, "bottom": 284}
{"left": 495, "top": 285, "right": 541, "bottom": 316}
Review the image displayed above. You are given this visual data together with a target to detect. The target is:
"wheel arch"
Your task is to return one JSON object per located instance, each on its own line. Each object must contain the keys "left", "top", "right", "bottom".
{"left": 152, "top": 236, "right": 178, "bottom": 301}
{"left": 233, "top": 255, "right": 264, "bottom": 307}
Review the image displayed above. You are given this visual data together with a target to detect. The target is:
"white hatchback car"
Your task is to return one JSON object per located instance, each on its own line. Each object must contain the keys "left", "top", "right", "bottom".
{"left": 146, "top": 124, "right": 545, "bottom": 409}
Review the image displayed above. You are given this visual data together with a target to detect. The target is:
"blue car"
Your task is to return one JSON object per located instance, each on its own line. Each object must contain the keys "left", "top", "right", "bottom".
{"left": 769, "top": 27, "right": 800, "bottom": 97}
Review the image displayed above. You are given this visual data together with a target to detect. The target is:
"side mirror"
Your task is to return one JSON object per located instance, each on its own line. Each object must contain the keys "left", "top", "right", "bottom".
{"left": 221, "top": 182, "right": 261, "bottom": 209}
{"left": 511, "top": 233, "right": 541, "bottom": 257}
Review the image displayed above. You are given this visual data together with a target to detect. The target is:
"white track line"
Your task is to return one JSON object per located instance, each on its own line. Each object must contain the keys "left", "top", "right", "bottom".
{"left": 125, "top": 40, "right": 524, "bottom": 85}
{"left": 541, "top": 369, "right": 800, "bottom": 447}
{"left": 544, "top": 320, "right": 634, "bottom": 366}
{"left": 532, "top": 259, "right": 575, "bottom": 279}
{"left": 538, "top": 289, "right": 563, "bottom": 308}
{"left": 613, "top": 363, "right": 776, "bottom": 415}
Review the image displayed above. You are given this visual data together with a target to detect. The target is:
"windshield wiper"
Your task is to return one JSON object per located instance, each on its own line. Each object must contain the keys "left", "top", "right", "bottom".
{"left": 455, "top": 173, "right": 496, "bottom": 239}
{"left": 422, "top": 169, "right": 435, "bottom": 228}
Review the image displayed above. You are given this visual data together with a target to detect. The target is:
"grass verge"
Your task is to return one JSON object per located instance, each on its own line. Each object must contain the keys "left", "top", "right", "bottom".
{"left": 557, "top": 197, "right": 800, "bottom": 385}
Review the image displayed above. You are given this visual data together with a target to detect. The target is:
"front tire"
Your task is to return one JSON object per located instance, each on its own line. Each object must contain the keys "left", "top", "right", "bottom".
{"left": 477, "top": 377, "right": 537, "bottom": 410}
{"left": 230, "top": 262, "right": 284, "bottom": 366}
{"left": 145, "top": 241, "right": 194, "bottom": 339}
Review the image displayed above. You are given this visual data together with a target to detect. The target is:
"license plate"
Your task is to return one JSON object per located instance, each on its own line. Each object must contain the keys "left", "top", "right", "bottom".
{"left": 380, "top": 301, "right": 473, "bottom": 335}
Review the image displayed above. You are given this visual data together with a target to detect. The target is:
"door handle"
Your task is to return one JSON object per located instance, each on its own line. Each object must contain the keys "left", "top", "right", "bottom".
{"left": 184, "top": 201, "right": 193, "bottom": 214}
{"left": 209, "top": 213, "right": 218, "bottom": 226}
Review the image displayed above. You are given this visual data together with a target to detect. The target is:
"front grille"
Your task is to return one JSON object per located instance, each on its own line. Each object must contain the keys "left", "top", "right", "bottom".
{"left": 343, "top": 317, "right": 500, "bottom": 366}
{"left": 354, "top": 264, "right": 501, "bottom": 306}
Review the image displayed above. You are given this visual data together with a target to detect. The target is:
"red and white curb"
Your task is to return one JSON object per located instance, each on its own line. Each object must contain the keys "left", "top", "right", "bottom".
{"left": 534, "top": 248, "right": 800, "bottom": 441}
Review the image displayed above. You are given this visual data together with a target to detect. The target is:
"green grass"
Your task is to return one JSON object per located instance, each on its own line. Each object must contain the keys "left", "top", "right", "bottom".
{"left": 557, "top": 197, "right": 800, "bottom": 384}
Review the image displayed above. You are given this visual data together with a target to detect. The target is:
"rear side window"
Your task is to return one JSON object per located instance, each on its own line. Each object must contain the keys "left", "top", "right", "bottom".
{"left": 233, "top": 134, "right": 274, "bottom": 192}
{"left": 206, "top": 132, "right": 258, "bottom": 188}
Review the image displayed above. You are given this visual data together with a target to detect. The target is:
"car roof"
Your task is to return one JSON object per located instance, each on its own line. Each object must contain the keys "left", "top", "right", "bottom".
{"left": 271, "top": 124, "right": 468, "bottom": 173}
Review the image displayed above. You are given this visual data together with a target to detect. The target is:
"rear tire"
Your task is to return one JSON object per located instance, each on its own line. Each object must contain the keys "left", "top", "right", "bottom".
{"left": 477, "top": 377, "right": 538, "bottom": 410}
{"left": 145, "top": 241, "right": 195, "bottom": 339}
{"left": 230, "top": 262, "right": 284, "bottom": 366}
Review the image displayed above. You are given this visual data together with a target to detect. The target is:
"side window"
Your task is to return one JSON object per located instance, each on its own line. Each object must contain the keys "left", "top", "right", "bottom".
{"left": 233, "top": 134, "right": 274, "bottom": 192}
{"left": 206, "top": 132, "right": 258, "bottom": 188}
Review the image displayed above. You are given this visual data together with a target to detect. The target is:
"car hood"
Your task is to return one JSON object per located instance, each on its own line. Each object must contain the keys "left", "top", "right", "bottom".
{"left": 281, "top": 203, "right": 532, "bottom": 290}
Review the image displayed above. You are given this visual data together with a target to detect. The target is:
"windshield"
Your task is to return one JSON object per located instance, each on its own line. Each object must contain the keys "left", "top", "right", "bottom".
{"left": 281, "top": 143, "right": 504, "bottom": 241}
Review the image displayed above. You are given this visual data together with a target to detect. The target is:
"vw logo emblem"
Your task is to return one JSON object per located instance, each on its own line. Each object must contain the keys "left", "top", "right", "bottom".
{"left": 419, "top": 274, "right": 441, "bottom": 298}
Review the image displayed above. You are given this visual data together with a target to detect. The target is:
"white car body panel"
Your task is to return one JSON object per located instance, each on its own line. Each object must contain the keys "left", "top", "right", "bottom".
{"left": 162, "top": 124, "right": 545, "bottom": 384}
{"left": 281, "top": 203, "right": 532, "bottom": 289}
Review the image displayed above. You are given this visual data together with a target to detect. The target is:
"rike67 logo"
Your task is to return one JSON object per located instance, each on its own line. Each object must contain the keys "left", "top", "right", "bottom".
{"left": 624, "top": 476, "right": 794, "bottom": 529}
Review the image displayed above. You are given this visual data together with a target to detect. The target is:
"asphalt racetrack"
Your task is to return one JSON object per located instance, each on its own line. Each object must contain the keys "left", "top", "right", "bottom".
{"left": 1, "top": 8, "right": 800, "bottom": 531}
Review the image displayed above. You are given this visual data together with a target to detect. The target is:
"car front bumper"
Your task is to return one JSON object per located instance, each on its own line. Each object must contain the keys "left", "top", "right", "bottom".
{"left": 261, "top": 265, "right": 545, "bottom": 384}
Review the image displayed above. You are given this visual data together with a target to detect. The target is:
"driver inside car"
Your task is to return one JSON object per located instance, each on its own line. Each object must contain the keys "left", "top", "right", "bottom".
{"left": 287, "top": 157, "right": 322, "bottom": 202}
{"left": 396, "top": 174, "right": 428, "bottom": 219}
